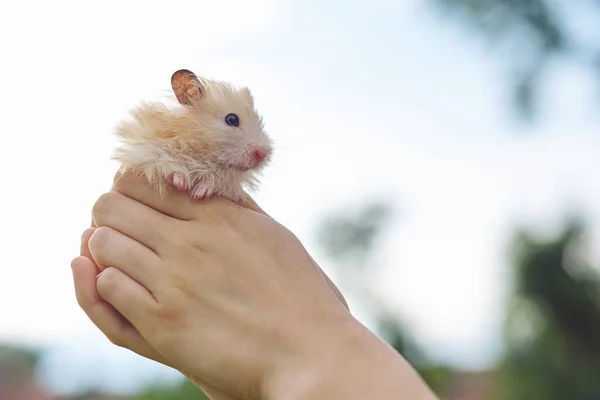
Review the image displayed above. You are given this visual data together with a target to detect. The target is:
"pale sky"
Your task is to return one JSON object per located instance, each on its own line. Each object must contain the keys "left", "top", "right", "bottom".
{"left": 1, "top": 0, "right": 599, "bottom": 395}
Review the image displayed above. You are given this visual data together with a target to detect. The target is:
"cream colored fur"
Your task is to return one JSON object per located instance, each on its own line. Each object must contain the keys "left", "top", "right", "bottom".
{"left": 111, "top": 76, "right": 272, "bottom": 201}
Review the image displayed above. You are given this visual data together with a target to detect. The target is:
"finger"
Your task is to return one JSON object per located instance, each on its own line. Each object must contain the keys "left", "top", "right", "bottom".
{"left": 96, "top": 266, "right": 158, "bottom": 330}
{"left": 72, "top": 256, "right": 236, "bottom": 399}
{"left": 313, "top": 260, "right": 349, "bottom": 311}
{"left": 71, "top": 256, "right": 169, "bottom": 366}
{"left": 236, "top": 193, "right": 269, "bottom": 216}
{"left": 113, "top": 170, "right": 197, "bottom": 221}
{"left": 92, "top": 190, "right": 178, "bottom": 253}
{"left": 114, "top": 170, "right": 256, "bottom": 226}
{"left": 88, "top": 226, "right": 161, "bottom": 290}
{"left": 81, "top": 227, "right": 96, "bottom": 260}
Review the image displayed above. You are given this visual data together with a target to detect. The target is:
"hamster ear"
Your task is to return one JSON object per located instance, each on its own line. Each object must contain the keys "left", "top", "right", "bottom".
{"left": 171, "top": 69, "right": 203, "bottom": 105}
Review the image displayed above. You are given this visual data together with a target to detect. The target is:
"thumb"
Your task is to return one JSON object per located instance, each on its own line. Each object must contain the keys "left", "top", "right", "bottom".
{"left": 236, "top": 193, "right": 270, "bottom": 216}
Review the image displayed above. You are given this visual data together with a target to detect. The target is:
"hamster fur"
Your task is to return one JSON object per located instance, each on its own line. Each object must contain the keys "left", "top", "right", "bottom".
{"left": 112, "top": 69, "right": 273, "bottom": 202}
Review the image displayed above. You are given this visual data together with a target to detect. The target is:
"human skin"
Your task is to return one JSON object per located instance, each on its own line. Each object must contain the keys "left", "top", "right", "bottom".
{"left": 71, "top": 172, "right": 438, "bottom": 400}
{"left": 74, "top": 174, "right": 348, "bottom": 400}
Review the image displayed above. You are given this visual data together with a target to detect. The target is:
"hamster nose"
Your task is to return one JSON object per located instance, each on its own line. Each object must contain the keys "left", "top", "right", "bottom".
{"left": 251, "top": 148, "right": 267, "bottom": 164}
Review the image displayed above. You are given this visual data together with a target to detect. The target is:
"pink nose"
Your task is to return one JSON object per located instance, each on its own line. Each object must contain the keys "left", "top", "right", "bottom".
{"left": 251, "top": 148, "right": 267, "bottom": 164}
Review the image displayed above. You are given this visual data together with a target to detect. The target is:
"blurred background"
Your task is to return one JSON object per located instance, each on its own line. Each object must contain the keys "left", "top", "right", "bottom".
{"left": 1, "top": 0, "right": 600, "bottom": 398}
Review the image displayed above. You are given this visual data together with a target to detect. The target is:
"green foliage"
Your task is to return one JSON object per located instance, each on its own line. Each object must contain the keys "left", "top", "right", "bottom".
{"left": 0, "top": 344, "right": 40, "bottom": 370}
{"left": 133, "top": 378, "right": 209, "bottom": 400}
{"left": 497, "top": 218, "right": 600, "bottom": 399}
{"left": 63, "top": 389, "right": 129, "bottom": 400}
{"left": 56, "top": 378, "right": 209, "bottom": 400}
{"left": 317, "top": 200, "right": 392, "bottom": 270}
{"left": 316, "top": 200, "right": 454, "bottom": 395}
{"left": 0, "top": 344, "right": 41, "bottom": 385}
{"left": 429, "top": 0, "right": 600, "bottom": 120}
{"left": 419, "top": 365, "right": 455, "bottom": 394}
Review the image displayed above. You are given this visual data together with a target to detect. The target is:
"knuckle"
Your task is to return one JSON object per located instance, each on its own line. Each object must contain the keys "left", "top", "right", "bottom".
{"left": 106, "top": 332, "right": 126, "bottom": 348}
{"left": 183, "top": 232, "right": 211, "bottom": 255}
{"left": 171, "top": 222, "right": 209, "bottom": 254}
{"left": 88, "top": 226, "right": 113, "bottom": 255}
{"left": 92, "top": 191, "right": 122, "bottom": 220}
{"left": 152, "top": 309, "right": 185, "bottom": 347}
{"left": 152, "top": 312, "right": 186, "bottom": 349}
{"left": 185, "top": 223, "right": 234, "bottom": 255}
{"left": 96, "top": 266, "right": 118, "bottom": 295}
{"left": 169, "top": 270, "right": 192, "bottom": 297}
{"left": 155, "top": 303, "right": 180, "bottom": 323}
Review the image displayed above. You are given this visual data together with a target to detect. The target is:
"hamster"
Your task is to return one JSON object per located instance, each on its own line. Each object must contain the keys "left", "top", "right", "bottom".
{"left": 111, "top": 69, "right": 273, "bottom": 202}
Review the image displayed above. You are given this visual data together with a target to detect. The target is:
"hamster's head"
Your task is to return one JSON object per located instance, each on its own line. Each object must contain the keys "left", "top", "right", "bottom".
{"left": 171, "top": 69, "right": 273, "bottom": 173}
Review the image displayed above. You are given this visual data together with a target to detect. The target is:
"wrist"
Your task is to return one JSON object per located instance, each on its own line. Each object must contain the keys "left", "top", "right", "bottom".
{"left": 264, "top": 313, "right": 437, "bottom": 400}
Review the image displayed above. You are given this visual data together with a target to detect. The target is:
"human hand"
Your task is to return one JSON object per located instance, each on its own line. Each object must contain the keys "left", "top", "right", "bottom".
{"left": 74, "top": 227, "right": 242, "bottom": 399}
{"left": 72, "top": 172, "right": 350, "bottom": 399}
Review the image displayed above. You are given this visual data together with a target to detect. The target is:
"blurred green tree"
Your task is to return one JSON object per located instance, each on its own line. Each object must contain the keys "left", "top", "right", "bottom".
{"left": 0, "top": 345, "right": 58, "bottom": 400}
{"left": 132, "top": 378, "right": 209, "bottom": 400}
{"left": 496, "top": 217, "right": 600, "bottom": 399}
{"left": 429, "top": 0, "right": 600, "bottom": 120}
{"left": 64, "top": 389, "right": 128, "bottom": 400}
{"left": 0, "top": 344, "right": 40, "bottom": 386}
{"left": 316, "top": 200, "right": 453, "bottom": 395}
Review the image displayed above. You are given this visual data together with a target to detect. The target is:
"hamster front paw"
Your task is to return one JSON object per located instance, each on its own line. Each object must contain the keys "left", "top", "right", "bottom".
{"left": 190, "top": 182, "right": 216, "bottom": 200}
{"left": 169, "top": 173, "right": 215, "bottom": 201}
{"left": 171, "top": 172, "right": 189, "bottom": 191}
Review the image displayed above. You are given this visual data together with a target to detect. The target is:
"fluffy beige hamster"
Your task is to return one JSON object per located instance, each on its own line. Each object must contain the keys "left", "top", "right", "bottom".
{"left": 112, "top": 69, "right": 273, "bottom": 202}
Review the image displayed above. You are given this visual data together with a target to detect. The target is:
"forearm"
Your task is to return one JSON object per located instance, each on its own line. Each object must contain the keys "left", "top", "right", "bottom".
{"left": 286, "top": 352, "right": 438, "bottom": 400}
{"left": 267, "top": 316, "right": 439, "bottom": 400}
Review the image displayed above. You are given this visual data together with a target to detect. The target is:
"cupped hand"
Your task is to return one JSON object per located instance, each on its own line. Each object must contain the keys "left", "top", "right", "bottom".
{"left": 72, "top": 172, "right": 350, "bottom": 400}
{"left": 74, "top": 227, "right": 239, "bottom": 399}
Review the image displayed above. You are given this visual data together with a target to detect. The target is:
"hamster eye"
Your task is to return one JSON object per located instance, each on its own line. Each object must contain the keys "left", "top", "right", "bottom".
{"left": 225, "top": 113, "right": 240, "bottom": 127}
